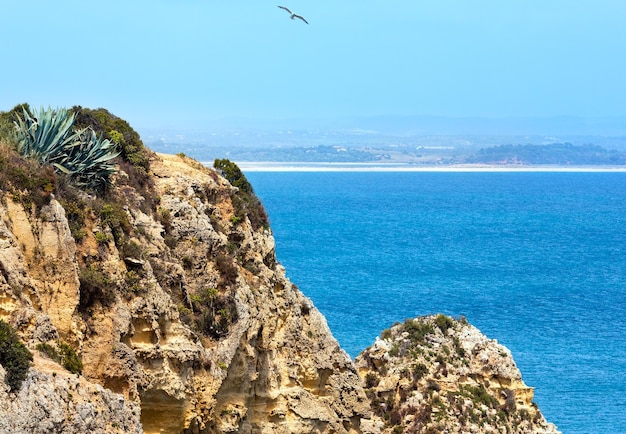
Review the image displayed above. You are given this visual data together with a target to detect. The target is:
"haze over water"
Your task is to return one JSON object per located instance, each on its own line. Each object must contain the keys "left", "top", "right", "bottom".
{"left": 247, "top": 170, "right": 626, "bottom": 434}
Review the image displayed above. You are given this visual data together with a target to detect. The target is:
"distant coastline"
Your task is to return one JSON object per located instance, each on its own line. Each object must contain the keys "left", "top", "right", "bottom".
{"left": 231, "top": 161, "right": 626, "bottom": 172}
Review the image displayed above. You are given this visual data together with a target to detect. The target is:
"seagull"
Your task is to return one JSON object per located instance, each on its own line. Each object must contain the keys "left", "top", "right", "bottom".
{"left": 277, "top": 5, "right": 309, "bottom": 24}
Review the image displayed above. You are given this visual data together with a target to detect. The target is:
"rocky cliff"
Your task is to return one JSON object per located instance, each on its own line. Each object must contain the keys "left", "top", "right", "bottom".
{"left": 355, "top": 315, "right": 559, "bottom": 433}
{"left": 0, "top": 145, "right": 559, "bottom": 433}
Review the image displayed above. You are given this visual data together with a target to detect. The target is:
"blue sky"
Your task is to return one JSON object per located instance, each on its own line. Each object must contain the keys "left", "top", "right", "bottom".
{"left": 2, "top": 1, "right": 625, "bottom": 130}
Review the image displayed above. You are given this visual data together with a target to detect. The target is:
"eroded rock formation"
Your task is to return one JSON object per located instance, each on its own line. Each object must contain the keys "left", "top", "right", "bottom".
{"left": 0, "top": 152, "right": 369, "bottom": 433}
{"left": 355, "top": 315, "right": 560, "bottom": 433}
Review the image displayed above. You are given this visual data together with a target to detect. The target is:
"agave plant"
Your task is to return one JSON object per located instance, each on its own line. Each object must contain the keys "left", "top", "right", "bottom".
{"left": 14, "top": 107, "right": 76, "bottom": 163}
{"left": 14, "top": 107, "right": 120, "bottom": 191}
{"left": 53, "top": 128, "right": 120, "bottom": 190}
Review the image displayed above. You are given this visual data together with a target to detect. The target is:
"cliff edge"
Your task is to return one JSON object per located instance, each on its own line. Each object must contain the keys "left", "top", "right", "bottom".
{"left": 0, "top": 147, "right": 369, "bottom": 433}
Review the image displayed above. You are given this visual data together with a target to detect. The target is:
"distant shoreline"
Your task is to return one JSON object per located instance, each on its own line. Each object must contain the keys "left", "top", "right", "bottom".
{"left": 221, "top": 161, "right": 626, "bottom": 173}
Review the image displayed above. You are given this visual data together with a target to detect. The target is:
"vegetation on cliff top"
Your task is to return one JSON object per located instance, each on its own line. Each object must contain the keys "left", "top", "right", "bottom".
{"left": 0, "top": 104, "right": 158, "bottom": 314}
{"left": 1, "top": 104, "right": 154, "bottom": 200}
{"left": 2, "top": 105, "right": 257, "bottom": 338}
{"left": 14, "top": 106, "right": 120, "bottom": 191}
{"left": 71, "top": 106, "right": 156, "bottom": 209}
{"left": 214, "top": 158, "right": 268, "bottom": 230}
{"left": 0, "top": 139, "right": 57, "bottom": 212}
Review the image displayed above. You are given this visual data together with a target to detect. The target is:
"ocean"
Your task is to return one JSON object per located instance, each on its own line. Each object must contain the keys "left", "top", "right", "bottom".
{"left": 245, "top": 170, "right": 626, "bottom": 434}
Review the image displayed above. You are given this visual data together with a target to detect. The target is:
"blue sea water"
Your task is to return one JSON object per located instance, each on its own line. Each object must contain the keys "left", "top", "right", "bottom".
{"left": 246, "top": 171, "right": 626, "bottom": 434}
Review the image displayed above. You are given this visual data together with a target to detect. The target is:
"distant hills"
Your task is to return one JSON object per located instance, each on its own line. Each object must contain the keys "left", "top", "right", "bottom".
{"left": 466, "top": 143, "right": 626, "bottom": 166}
{"left": 141, "top": 115, "right": 626, "bottom": 165}
{"left": 147, "top": 134, "right": 626, "bottom": 166}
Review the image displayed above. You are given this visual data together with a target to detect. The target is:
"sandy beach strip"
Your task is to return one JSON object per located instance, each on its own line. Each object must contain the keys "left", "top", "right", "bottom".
{"left": 219, "top": 161, "right": 626, "bottom": 173}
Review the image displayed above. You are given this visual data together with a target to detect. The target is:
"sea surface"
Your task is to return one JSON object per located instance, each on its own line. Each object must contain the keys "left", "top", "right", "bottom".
{"left": 245, "top": 170, "right": 626, "bottom": 434}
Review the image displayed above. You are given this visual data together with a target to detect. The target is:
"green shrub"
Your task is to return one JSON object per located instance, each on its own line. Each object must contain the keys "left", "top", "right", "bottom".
{"left": 412, "top": 363, "right": 428, "bottom": 381}
{"left": 434, "top": 314, "right": 455, "bottom": 333}
{"left": 215, "top": 253, "right": 239, "bottom": 286}
{"left": 158, "top": 207, "right": 172, "bottom": 232}
{"left": 193, "top": 291, "right": 239, "bottom": 339}
{"left": 0, "top": 103, "right": 30, "bottom": 143}
{"left": 364, "top": 372, "right": 380, "bottom": 388}
{"left": 451, "top": 336, "right": 466, "bottom": 358}
{"left": 94, "top": 231, "right": 110, "bottom": 244}
{"left": 178, "top": 305, "right": 192, "bottom": 324}
{"left": 0, "top": 141, "right": 57, "bottom": 212}
{"left": 404, "top": 319, "right": 434, "bottom": 344}
{"left": 381, "top": 328, "right": 392, "bottom": 340}
{"left": 71, "top": 106, "right": 157, "bottom": 212}
{"left": 79, "top": 265, "right": 115, "bottom": 310}
{"left": 0, "top": 320, "right": 32, "bottom": 391}
{"left": 36, "top": 340, "right": 83, "bottom": 374}
{"left": 58, "top": 187, "right": 88, "bottom": 242}
{"left": 121, "top": 240, "right": 142, "bottom": 259}
{"left": 392, "top": 425, "right": 403, "bottom": 434}
{"left": 58, "top": 342, "right": 83, "bottom": 375}
{"left": 213, "top": 159, "right": 268, "bottom": 230}
{"left": 124, "top": 270, "right": 142, "bottom": 294}
{"left": 72, "top": 107, "right": 149, "bottom": 175}
{"left": 182, "top": 256, "right": 193, "bottom": 269}
{"left": 459, "top": 384, "right": 499, "bottom": 409}
{"left": 427, "top": 380, "right": 440, "bottom": 392}
{"left": 36, "top": 342, "right": 60, "bottom": 362}
{"left": 213, "top": 158, "right": 253, "bottom": 193}
{"left": 388, "top": 343, "right": 400, "bottom": 357}
{"left": 164, "top": 234, "right": 177, "bottom": 249}
{"left": 97, "top": 201, "right": 131, "bottom": 246}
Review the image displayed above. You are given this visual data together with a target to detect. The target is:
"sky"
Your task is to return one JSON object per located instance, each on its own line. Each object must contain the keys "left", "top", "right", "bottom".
{"left": 1, "top": 1, "right": 626, "bottom": 131}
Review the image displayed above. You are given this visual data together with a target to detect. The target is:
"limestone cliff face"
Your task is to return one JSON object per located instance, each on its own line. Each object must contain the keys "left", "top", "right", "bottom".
{"left": 0, "top": 152, "right": 369, "bottom": 433}
{"left": 0, "top": 356, "right": 142, "bottom": 434}
{"left": 0, "top": 151, "right": 559, "bottom": 434}
{"left": 355, "top": 315, "right": 560, "bottom": 433}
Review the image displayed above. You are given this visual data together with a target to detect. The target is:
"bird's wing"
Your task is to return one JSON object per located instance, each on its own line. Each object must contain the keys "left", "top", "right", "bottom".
{"left": 294, "top": 14, "right": 309, "bottom": 24}
{"left": 277, "top": 5, "right": 292, "bottom": 14}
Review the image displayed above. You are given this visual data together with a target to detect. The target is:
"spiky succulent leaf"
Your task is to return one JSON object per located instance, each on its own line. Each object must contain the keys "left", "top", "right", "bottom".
{"left": 14, "top": 107, "right": 76, "bottom": 163}
{"left": 56, "top": 128, "right": 120, "bottom": 190}
{"left": 14, "top": 107, "right": 121, "bottom": 191}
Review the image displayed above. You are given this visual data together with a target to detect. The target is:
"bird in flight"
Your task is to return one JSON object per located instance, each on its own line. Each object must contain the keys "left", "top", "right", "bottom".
{"left": 277, "top": 5, "right": 309, "bottom": 24}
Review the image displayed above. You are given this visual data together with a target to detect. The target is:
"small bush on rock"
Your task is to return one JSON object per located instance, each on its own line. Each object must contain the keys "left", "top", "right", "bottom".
{"left": 58, "top": 342, "right": 83, "bottom": 375}
{"left": 37, "top": 341, "right": 83, "bottom": 374}
{"left": 434, "top": 314, "right": 455, "bottom": 333}
{"left": 213, "top": 159, "right": 268, "bottom": 230}
{"left": 79, "top": 265, "right": 115, "bottom": 310}
{"left": 0, "top": 320, "right": 32, "bottom": 391}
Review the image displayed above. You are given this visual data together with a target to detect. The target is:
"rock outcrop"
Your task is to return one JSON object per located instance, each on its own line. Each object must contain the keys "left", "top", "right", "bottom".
{"left": 0, "top": 148, "right": 559, "bottom": 433}
{"left": 0, "top": 355, "right": 142, "bottom": 434}
{"left": 355, "top": 315, "right": 560, "bottom": 433}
